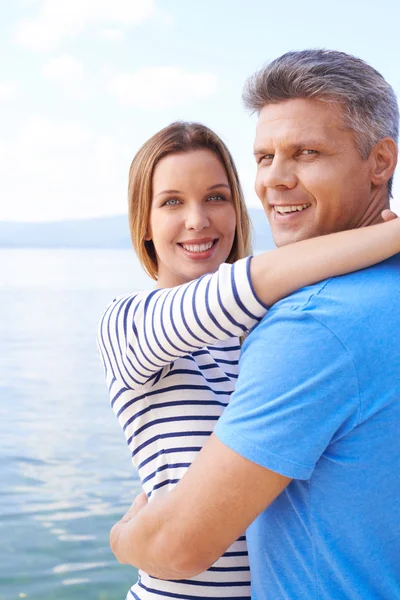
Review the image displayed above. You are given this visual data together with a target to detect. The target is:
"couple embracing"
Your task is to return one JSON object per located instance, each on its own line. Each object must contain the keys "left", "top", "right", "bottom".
{"left": 98, "top": 49, "right": 400, "bottom": 600}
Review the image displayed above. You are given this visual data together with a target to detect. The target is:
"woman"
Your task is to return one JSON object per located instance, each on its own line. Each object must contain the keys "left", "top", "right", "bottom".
{"left": 98, "top": 122, "right": 400, "bottom": 600}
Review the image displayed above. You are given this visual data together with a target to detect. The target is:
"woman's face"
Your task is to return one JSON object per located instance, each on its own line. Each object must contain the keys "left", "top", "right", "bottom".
{"left": 147, "top": 149, "right": 237, "bottom": 288}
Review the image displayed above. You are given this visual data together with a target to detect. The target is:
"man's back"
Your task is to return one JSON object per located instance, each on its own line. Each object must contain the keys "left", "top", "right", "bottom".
{"left": 215, "top": 254, "right": 400, "bottom": 599}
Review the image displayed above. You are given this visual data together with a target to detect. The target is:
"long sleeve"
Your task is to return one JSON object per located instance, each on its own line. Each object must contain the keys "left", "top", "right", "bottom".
{"left": 97, "top": 257, "right": 267, "bottom": 391}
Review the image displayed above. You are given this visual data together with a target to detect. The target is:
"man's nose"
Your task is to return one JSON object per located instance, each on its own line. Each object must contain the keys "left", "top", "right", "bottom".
{"left": 256, "top": 158, "right": 297, "bottom": 192}
{"left": 185, "top": 205, "right": 210, "bottom": 231}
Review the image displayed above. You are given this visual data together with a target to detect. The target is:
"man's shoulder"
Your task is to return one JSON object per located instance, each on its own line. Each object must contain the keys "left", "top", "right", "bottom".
{"left": 268, "top": 253, "right": 400, "bottom": 318}
{"left": 246, "top": 254, "right": 399, "bottom": 353}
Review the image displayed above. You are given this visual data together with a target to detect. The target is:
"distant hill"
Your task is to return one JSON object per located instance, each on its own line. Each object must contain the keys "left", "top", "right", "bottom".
{"left": 0, "top": 209, "right": 275, "bottom": 251}
{"left": 248, "top": 207, "right": 275, "bottom": 250}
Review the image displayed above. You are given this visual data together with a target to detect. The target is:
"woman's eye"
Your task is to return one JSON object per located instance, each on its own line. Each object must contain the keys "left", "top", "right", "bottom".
{"left": 164, "top": 198, "right": 181, "bottom": 206}
{"left": 207, "top": 194, "right": 225, "bottom": 202}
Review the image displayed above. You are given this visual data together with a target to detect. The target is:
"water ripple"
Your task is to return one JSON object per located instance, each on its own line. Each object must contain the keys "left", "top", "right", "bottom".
{"left": 53, "top": 561, "right": 111, "bottom": 574}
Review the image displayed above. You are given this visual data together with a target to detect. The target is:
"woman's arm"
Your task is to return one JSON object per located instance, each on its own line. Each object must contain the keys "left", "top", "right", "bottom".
{"left": 98, "top": 214, "right": 400, "bottom": 390}
{"left": 251, "top": 214, "right": 400, "bottom": 306}
{"left": 97, "top": 257, "right": 266, "bottom": 390}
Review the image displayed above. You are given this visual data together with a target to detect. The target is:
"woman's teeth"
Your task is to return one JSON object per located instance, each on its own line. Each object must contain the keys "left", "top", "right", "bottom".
{"left": 274, "top": 204, "right": 311, "bottom": 213}
{"left": 181, "top": 241, "right": 215, "bottom": 253}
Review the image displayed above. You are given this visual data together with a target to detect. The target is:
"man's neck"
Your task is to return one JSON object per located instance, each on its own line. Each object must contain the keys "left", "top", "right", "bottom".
{"left": 356, "top": 187, "right": 389, "bottom": 227}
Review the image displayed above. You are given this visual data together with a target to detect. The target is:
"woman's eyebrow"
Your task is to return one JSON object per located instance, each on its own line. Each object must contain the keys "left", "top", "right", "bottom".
{"left": 207, "top": 183, "right": 231, "bottom": 191}
{"left": 155, "top": 183, "right": 230, "bottom": 198}
{"left": 154, "top": 189, "right": 181, "bottom": 198}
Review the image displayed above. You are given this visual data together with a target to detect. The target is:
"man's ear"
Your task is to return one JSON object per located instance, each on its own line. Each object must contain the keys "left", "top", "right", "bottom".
{"left": 370, "top": 137, "right": 398, "bottom": 186}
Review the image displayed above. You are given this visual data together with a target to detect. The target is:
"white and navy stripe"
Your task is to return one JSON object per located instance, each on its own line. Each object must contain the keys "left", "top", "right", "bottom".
{"left": 97, "top": 257, "right": 268, "bottom": 599}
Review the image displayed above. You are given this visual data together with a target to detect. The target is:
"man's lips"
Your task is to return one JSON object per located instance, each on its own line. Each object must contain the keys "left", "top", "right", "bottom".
{"left": 270, "top": 204, "right": 312, "bottom": 223}
{"left": 273, "top": 203, "right": 311, "bottom": 214}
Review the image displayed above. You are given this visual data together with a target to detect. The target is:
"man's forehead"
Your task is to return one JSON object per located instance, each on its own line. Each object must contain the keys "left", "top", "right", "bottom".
{"left": 254, "top": 99, "right": 346, "bottom": 150}
{"left": 254, "top": 122, "right": 332, "bottom": 152}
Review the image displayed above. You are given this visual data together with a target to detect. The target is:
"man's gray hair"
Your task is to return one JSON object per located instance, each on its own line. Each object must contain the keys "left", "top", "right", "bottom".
{"left": 243, "top": 49, "right": 399, "bottom": 196}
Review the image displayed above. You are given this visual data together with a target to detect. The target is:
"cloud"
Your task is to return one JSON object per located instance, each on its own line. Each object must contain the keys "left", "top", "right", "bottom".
{"left": 109, "top": 66, "right": 218, "bottom": 110}
{"left": 391, "top": 179, "right": 400, "bottom": 215}
{"left": 42, "top": 54, "right": 85, "bottom": 86}
{"left": 0, "top": 117, "right": 130, "bottom": 221}
{"left": 238, "top": 166, "right": 260, "bottom": 208}
{"left": 99, "top": 28, "right": 125, "bottom": 41}
{"left": 0, "top": 82, "right": 17, "bottom": 100}
{"left": 13, "top": 0, "right": 156, "bottom": 51}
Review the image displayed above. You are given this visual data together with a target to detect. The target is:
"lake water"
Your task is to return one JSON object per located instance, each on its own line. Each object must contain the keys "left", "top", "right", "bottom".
{"left": 0, "top": 250, "right": 154, "bottom": 600}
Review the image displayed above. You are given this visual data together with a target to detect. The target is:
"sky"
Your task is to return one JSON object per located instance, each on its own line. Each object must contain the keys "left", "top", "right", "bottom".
{"left": 1, "top": 0, "right": 400, "bottom": 222}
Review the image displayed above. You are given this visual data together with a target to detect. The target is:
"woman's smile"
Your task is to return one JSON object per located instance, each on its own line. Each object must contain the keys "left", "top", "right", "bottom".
{"left": 178, "top": 237, "right": 219, "bottom": 259}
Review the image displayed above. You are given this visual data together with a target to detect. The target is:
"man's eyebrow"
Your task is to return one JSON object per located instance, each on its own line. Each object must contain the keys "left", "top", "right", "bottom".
{"left": 254, "top": 140, "right": 326, "bottom": 155}
{"left": 292, "top": 139, "right": 325, "bottom": 149}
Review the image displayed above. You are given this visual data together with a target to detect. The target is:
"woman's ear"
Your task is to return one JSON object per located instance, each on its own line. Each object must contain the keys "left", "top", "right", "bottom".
{"left": 370, "top": 137, "right": 398, "bottom": 186}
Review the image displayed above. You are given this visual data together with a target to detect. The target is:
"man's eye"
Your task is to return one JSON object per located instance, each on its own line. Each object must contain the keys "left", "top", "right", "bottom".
{"left": 258, "top": 154, "right": 274, "bottom": 164}
{"left": 300, "top": 149, "right": 318, "bottom": 155}
{"left": 164, "top": 198, "right": 181, "bottom": 206}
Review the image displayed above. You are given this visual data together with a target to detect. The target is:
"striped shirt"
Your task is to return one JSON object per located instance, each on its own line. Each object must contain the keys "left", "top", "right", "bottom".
{"left": 97, "top": 257, "right": 268, "bottom": 599}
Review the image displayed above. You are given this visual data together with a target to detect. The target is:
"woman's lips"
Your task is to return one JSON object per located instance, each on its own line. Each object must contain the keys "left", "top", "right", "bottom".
{"left": 178, "top": 238, "right": 218, "bottom": 260}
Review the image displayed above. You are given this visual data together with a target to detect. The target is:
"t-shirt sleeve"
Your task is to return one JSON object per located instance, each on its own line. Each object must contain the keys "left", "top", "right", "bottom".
{"left": 214, "top": 307, "right": 361, "bottom": 480}
{"left": 97, "top": 257, "right": 268, "bottom": 391}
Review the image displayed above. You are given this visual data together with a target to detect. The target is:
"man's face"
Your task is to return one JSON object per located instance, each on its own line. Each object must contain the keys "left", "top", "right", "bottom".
{"left": 254, "top": 98, "right": 375, "bottom": 247}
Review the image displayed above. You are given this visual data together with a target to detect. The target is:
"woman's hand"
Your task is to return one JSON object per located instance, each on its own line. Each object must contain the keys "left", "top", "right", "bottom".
{"left": 110, "top": 492, "right": 149, "bottom": 562}
{"left": 381, "top": 208, "right": 398, "bottom": 221}
{"left": 120, "top": 492, "right": 148, "bottom": 524}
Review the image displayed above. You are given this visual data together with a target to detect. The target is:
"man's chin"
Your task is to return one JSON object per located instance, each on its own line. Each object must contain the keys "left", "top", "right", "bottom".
{"left": 271, "top": 228, "right": 312, "bottom": 247}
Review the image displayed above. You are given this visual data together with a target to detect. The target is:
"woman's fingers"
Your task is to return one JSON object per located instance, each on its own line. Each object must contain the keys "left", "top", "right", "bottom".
{"left": 381, "top": 208, "right": 398, "bottom": 221}
{"left": 119, "top": 492, "right": 148, "bottom": 524}
{"left": 131, "top": 492, "right": 149, "bottom": 511}
{"left": 110, "top": 492, "right": 149, "bottom": 562}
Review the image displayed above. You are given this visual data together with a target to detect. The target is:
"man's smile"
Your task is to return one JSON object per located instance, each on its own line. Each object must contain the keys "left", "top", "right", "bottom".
{"left": 273, "top": 203, "right": 311, "bottom": 214}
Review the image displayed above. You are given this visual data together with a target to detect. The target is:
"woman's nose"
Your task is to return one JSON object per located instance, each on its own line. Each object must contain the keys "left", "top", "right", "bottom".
{"left": 185, "top": 205, "right": 210, "bottom": 231}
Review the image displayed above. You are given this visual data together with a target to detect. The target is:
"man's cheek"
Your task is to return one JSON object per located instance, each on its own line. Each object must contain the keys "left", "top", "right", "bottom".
{"left": 254, "top": 175, "right": 265, "bottom": 202}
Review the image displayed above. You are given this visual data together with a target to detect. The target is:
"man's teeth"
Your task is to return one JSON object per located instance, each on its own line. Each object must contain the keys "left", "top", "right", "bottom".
{"left": 274, "top": 204, "right": 311, "bottom": 214}
{"left": 181, "top": 241, "right": 215, "bottom": 253}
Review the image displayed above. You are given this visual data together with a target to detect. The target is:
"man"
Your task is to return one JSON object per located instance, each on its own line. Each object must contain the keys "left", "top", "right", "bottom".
{"left": 110, "top": 50, "right": 400, "bottom": 599}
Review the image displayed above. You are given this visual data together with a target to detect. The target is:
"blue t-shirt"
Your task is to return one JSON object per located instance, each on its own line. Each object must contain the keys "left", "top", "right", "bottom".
{"left": 215, "top": 254, "right": 400, "bottom": 600}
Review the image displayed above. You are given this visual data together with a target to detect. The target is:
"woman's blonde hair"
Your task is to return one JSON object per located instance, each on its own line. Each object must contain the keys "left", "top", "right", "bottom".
{"left": 128, "top": 121, "right": 252, "bottom": 280}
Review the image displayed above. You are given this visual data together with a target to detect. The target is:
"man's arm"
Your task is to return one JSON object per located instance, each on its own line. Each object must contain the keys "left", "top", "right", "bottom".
{"left": 111, "top": 304, "right": 358, "bottom": 579}
{"left": 110, "top": 434, "right": 290, "bottom": 579}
